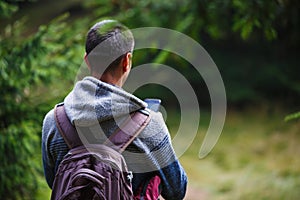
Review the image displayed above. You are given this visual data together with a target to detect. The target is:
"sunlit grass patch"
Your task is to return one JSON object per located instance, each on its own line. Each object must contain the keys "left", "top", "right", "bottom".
{"left": 179, "top": 107, "right": 300, "bottom": 199}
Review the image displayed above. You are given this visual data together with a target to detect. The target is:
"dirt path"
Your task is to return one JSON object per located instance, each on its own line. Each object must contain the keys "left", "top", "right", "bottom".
{"left": 184, "top": 185, "right": 209, "bottom": 200}
{"left": 159, "top": 185, "right": 209, "bottom": 200}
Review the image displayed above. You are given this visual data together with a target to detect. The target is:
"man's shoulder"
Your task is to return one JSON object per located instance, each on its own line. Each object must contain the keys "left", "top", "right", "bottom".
{"left": 42, "top": 106, "right": 58, "bottom": 138}
{"left": 149, "top": 111, "right": 167, "bottom": 128}
{"left": 43, "top": 108, "right": 55, "bottom": 125}
{"left": 43, "top": 103, "right": 64, "bottom": 126}
{"left": 138, "top": 110, "right": 169, "bottom": 140}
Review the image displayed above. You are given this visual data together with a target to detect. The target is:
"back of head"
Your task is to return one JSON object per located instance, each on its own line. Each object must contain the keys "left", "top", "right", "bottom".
{"left": 85, "top": 20, "right": 134, "bottom": 73}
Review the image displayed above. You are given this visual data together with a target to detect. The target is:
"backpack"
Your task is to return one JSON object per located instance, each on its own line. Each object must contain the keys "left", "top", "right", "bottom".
{"left": 51, "top": 103, "right": 152, "bottom": 200}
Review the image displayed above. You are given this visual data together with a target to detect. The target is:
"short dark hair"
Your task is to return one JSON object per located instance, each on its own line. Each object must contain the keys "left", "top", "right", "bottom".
{"left": 85, "top": 20, "right": 134, "bottom": 73}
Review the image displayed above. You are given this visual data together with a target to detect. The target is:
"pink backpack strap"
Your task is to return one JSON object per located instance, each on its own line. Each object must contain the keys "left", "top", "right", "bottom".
{"left": 103, "top": 110, "right": 151, "bottom": 153}
{"left": 54, "top": 103, "right": 82, "bottom": 149}
{"left": 54, "top": 103, "right": 151, "bottom": 151}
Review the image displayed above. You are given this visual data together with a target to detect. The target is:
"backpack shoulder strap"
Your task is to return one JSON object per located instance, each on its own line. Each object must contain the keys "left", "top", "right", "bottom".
{"left": 54, "top": 103, "right": 151, "bottom": 152}
{"left": 103, "top": 110, "right": 151, "bottom": 153}
{"left": 54, "top": 103, "right": 82, "bottom": 149}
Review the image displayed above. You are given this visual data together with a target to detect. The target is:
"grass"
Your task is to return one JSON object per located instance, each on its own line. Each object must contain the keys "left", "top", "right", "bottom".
{"left": 179, "top": 106, "right": 300, "bottom": 200}
{"left": 36, "top": 175, "right": 51, "bottom": 199}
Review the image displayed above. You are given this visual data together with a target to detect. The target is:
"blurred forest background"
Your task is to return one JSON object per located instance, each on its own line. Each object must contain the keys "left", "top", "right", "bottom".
{"left": 0, "top": 0, "right": 299, "bottom": 199}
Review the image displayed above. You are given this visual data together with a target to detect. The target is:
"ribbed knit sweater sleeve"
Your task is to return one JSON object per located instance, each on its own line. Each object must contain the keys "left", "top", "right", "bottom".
{"left": 158, "top": 160, "right": 187, "bottom": 199}
{"left": 42, "top": 109, "right": 68, "bottom": 188}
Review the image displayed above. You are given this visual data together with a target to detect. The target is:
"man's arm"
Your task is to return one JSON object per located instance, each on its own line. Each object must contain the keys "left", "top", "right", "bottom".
{"left": 42, "top": 109, "right": 56, "bottom": 188}
{"left": 42, "top": 109, "right": 69, "bottom": 188}
{"left": 158, "top": 160, "right": 187, "bottom": 200}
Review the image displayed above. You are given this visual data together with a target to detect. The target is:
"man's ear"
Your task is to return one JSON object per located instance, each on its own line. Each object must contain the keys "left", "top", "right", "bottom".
{"left": 84, "top": 53, "right": 91, "bottom": 70}
{"left": 122, "top": 52, "right": 132, "bottom": 72}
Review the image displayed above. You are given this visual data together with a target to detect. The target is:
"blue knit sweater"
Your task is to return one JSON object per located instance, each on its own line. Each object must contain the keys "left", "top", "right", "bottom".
{"left": 42, "top": 76, "right": 187, "bottom": 199}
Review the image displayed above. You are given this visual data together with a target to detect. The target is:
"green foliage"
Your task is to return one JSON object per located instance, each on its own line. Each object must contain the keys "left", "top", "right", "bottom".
{"left": 0, "top": 121, "right": 39, "bottom": 200}
{"left": 0, "top": 2, "right": 55, "bottom": 196}
{"left": 0, "top": 2, "right": 85, "bottom": 198}
{"left": 0, "top": 21, "right": 44, "bottom": 199}
{"left": 103, "top": 0, "right": 294, "bottom": 42}
{"left": 0, "top": 0, "right": 18, "bottom": 18}
{"left": 0, "top": 20, "right": 43, "bottom": 200}
{"left": 285, "top": 112, "right": 300, "bottom": 122}
{"left": 231, "top": 0, "right": 277, "bottom": 40}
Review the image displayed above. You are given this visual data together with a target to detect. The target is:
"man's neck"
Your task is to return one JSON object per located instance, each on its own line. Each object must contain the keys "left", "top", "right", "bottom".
{"left": 91, "top": 72, "right": 123, "bottom": 87}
